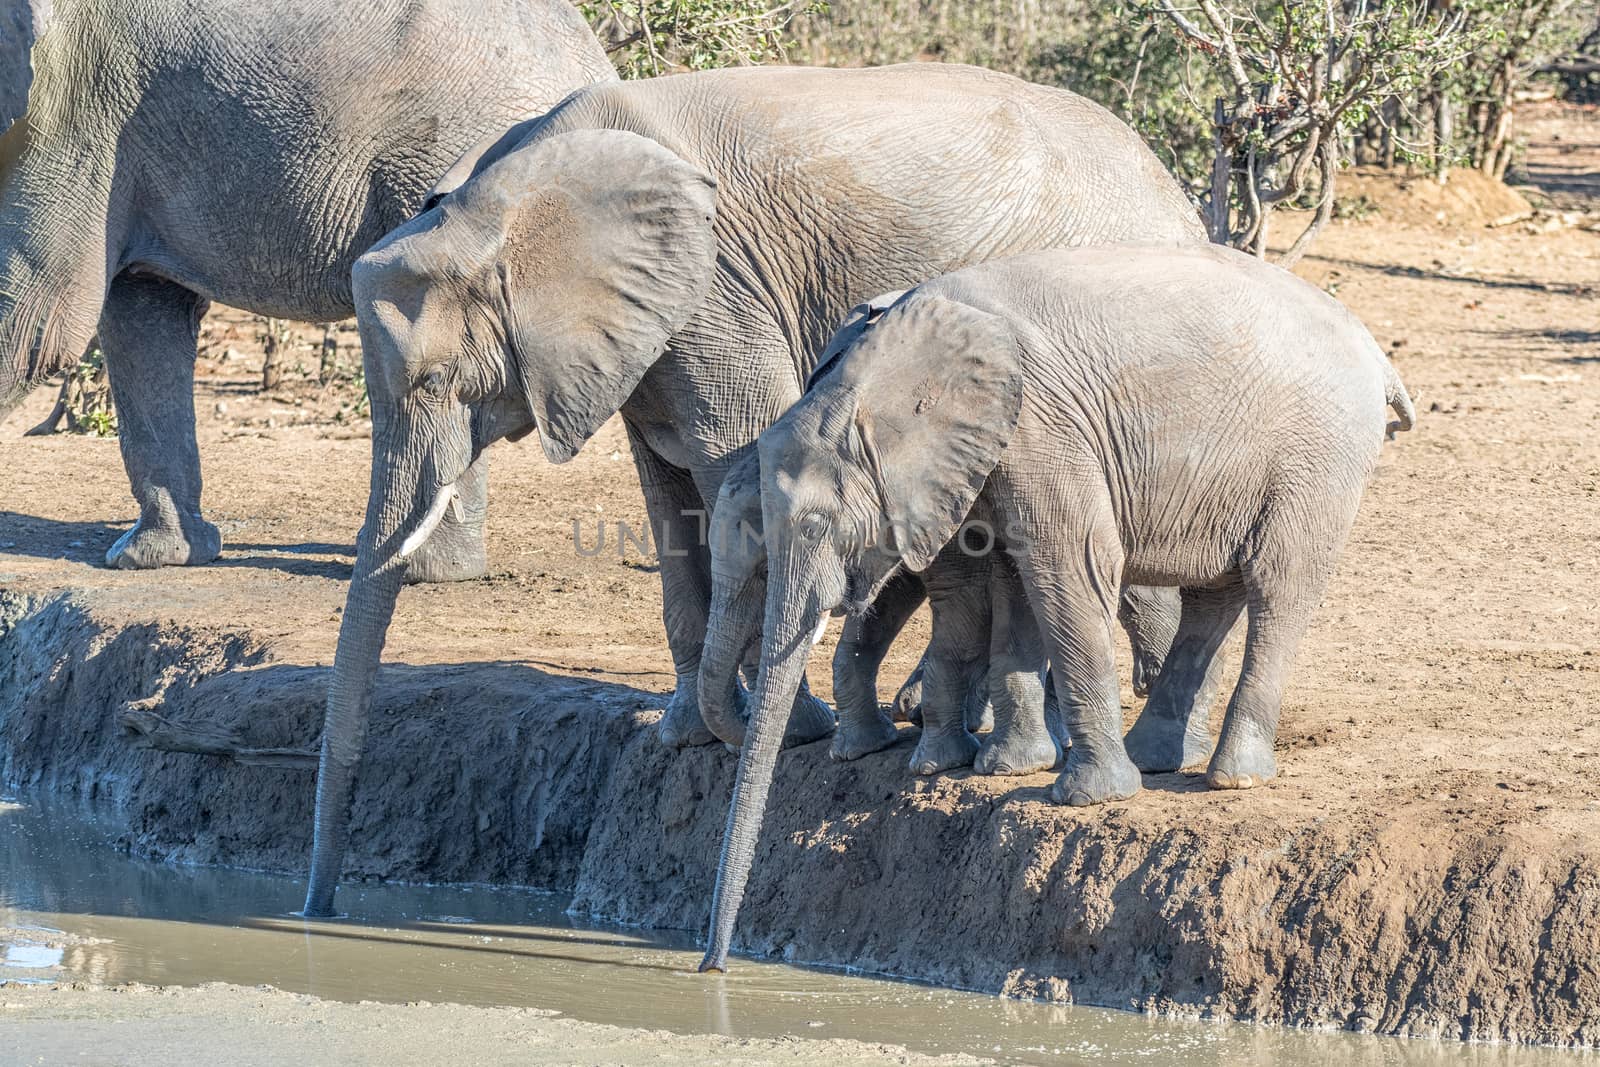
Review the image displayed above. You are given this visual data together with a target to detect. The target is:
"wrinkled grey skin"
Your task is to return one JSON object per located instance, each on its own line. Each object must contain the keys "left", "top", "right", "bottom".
{"left": 700, "top": 447, "right": 1178, "bottom": 774}
{"left": 699, "top": 243, "right": 1415, "bottom": 971}
{"left": 307, "top": 63, "right": 1208, "bottom": 917}
{"left": 0, "top": 0, "right": 613, "bottom": 578}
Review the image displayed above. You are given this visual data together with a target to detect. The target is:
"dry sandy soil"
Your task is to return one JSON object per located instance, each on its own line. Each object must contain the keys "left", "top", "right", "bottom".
{"left": 1, "top": 104, "right": 1598, "bottom": 1048}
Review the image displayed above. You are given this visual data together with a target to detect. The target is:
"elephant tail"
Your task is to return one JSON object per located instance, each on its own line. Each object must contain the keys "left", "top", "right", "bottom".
{"left": 1382, "top": 360, "right": 1415, "bottom": 441}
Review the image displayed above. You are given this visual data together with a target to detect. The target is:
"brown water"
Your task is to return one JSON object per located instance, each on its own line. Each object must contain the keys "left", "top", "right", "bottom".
{"left": 0, "top": 798, "right": 1586, "bottom": 1066}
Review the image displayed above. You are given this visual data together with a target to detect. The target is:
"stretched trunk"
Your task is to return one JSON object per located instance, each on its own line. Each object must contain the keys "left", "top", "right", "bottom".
{"left": 302, "top": 556, "right": 406, "bottom": 916}
{"left": 697, "top": 561, "right": 764, "bottom": 747}
{"left": 699, "top": 548, "right": 823, "bottom": 972}
{"left": 302, "top": 403, "right": 466, "bottom": 916}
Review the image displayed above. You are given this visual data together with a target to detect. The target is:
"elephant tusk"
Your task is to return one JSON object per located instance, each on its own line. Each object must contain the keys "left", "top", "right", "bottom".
{"left": 809, "top": 614, "right": 830, "bottom": 647}
{"left": 397, "top": 481, "right": 460, "bottom": 559}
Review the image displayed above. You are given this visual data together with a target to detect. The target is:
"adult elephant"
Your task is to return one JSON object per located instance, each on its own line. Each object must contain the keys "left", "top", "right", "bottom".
{"left": 304, "top": 62, "right": 1207, "bottom": 917}
{"left": 0, "top": 0, "right": 614, "bottom": 580}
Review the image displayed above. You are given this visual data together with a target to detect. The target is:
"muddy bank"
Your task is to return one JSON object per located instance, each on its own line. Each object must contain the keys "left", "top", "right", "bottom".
{"left": 0, "top": 591, "right": 650, "bottom": 889}
{"left": 1, "top": 590, "right": 1596, "bottom": 1049}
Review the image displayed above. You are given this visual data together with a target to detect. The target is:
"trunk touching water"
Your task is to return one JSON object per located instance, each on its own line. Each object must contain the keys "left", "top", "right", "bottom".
{"left": 303, "top": 556, "right": 406, "bottom": 916}
{"left": 303, "top": 406, "right": 466, "bottom": 917}
{"left": 699, "top": 549, "right": 825, "bottom": 972}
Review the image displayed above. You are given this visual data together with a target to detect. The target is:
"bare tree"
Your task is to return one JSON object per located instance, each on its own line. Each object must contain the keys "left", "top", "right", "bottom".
{"left": 1141, "top": 0, "right": 1491, "bottom": 264}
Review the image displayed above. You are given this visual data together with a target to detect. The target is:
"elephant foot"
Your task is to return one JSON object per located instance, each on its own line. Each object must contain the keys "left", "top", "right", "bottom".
{"left": 830, "top": 710, "right": 901, "bottom": 762}
{"left": 909, "top": 729, "right": 980, "bottom": 776}
{"left": 1048, "top": 746, "right": 1141, "bottom": 806}
{"left": 1205, "top": 737, "right": 1277, "bottom": 790}
{"left": 657, "top": 679, "right": 718, "bottom": 749}
{"left": 783, "top": 687, "right": 837, "bottom": 748}
{"left": 1123, "top": 711, "right": 1212, "bottom": 773}
{"left": 974, "top": 729, "right": 1060, "bottom": 777}
{"left": 106, "top": 515, "right": 221, "bottom": 570}
{"left": 403, "top": 524, "right": 488, "bottom": 585}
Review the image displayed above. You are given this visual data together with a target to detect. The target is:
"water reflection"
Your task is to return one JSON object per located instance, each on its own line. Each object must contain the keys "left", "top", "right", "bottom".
{"left": 0, "top": 798, "right": 1585, "bottom": 1066}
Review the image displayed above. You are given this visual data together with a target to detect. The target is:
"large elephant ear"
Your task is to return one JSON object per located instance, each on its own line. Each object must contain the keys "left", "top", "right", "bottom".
{"left": 2, "top": 0, "right": 49, "bottom": 136}
{"left": 840, "top": 294, "right": 1024, "bottom": 572}
{"left": 465, "top": 128, "right": 718, "bottom": 463}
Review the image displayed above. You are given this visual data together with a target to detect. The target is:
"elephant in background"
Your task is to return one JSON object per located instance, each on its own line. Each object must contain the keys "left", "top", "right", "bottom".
{"left": 699, "top": 244, "right": 1414, "bottom": 972}
{"left": 305, "top": 61, "right": 1207, "bottom": 918}
{"left": 0, "top": 0, "right": 614, "bottom": 579}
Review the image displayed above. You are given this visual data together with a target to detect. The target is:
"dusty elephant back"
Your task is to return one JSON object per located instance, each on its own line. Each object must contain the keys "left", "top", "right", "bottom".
{"left": 534, "top": 63, "right": 1207, "bottom": 383}
{"left": 924, "top": 245, "right": 1395, "bottom": 576}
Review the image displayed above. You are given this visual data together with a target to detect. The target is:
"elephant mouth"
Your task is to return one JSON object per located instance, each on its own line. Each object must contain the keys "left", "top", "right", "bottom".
{"left": 839, "top": 572, "right": 873, "bottom": 619}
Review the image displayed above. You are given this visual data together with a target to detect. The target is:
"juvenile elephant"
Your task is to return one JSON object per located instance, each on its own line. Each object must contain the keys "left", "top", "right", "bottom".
{"left": 698, "top": 243, "right": 1414, "bottom": 972}
{"left": 700, "top": 448, "right": 1177, "bottom": 775}
{"left": 304, "top": 63, "right": 1208, "bottom": 916}
{"left": 0, "top": 0, "right": 613, "bottom": 578}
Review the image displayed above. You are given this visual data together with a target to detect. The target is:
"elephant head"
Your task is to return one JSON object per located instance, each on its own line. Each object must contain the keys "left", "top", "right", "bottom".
{"left": 700, "top": 291, "right": 1023, "bottom": 971}
{"left": 303, "top": 127, "right": 719, "bottom": 917}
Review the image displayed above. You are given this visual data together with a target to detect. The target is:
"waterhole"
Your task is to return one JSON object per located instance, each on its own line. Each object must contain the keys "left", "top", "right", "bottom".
{"left": 0, "top": 798, "right": 1581, "bottom": 1066}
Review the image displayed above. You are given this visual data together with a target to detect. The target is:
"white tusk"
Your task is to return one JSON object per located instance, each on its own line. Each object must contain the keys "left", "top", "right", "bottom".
{"left": 397, "top": 481, "right": 459, "bottom": 559}
{"left": 809, "top": 614, "right": 831, "bottom": 648}
{"left": 449, "top": 491, "right": 465, "bottom": 525}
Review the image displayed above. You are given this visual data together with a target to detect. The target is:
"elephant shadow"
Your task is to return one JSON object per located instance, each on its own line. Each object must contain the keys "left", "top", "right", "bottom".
{"left": 0, "top": 512, "right": 124, "bottom": 562}
{"left": 0, "top": 512, "right": 354, "bottom": 580}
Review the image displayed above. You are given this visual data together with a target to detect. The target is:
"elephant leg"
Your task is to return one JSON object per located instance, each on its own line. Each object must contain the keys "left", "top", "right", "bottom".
{"left": 629, "top": 428, "right": 718, "bottom": 749}
{"left": 1012, "top": 490, "right": 1141, "bottom": 807}
{"left": 1123, "top": 582, "right": 1244, "bottom": 773}
{"left": 894, "top": 650, "right": 991, "bottom": 730}
{"left": 99, "top": 274, "right": 221, "bottom": 570}
{"left": 1207, "top": 502, "right": 1354, "bottom": 789}
{"left": 975, "top": 554, "right": 1056, "bottom": 776}
{"left": 403, "top": 450, "right": 489, "bottom": 584}
{"left": 830, "top": 569, "right": 924, "bottom": 761}
{"left": 908, "top": 553, "right": 989, "bottom": 776}
{"left": 1118, "top": 584, "right": 1181, "bottom": 697}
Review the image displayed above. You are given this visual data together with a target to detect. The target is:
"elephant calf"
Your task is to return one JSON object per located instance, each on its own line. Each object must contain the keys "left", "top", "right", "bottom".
{"left": 700, "top": 448, "right": 1179, "bottom": 777}
{"left": 700, "top": 243, "right": 1414, "bottom": 972}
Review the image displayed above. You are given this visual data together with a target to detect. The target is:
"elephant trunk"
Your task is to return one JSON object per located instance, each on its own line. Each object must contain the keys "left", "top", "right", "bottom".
{"left": 0, "top": 172, "right": 111, "bottom": 422}
{"left": 698, "top": 561, "right": 765, "bottom": 747}
{"left": 303, "top": 555, "right": 405, "bottom": 916}
{"left": 699, "top": 549, "right": 823, "bottom": 972}
{"left": 302, "top": 403, "right": 470, "bottom": 917}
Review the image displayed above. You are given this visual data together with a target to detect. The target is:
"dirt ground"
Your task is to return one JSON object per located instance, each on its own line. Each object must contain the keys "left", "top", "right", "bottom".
{"left": 1, "top": 104, "right": 1599, "bottom": 1045}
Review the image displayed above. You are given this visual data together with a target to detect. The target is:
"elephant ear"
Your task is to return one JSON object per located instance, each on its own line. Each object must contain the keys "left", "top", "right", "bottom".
{"left": 805, "top": 290, "right": 907, "bottom": 392}
{"left": 2, "top": 0, "right": 49, "bottom": 137}
{"left": 840, "top": 294, "right": 1024, "bottom": 572}
{"left": 465, "top": 128, "right": 718, "bottom": 463}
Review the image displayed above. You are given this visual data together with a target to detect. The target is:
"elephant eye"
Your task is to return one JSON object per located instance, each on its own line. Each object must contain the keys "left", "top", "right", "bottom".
{"left": 796, "top": 511, "right": 828, "bottom": 541}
